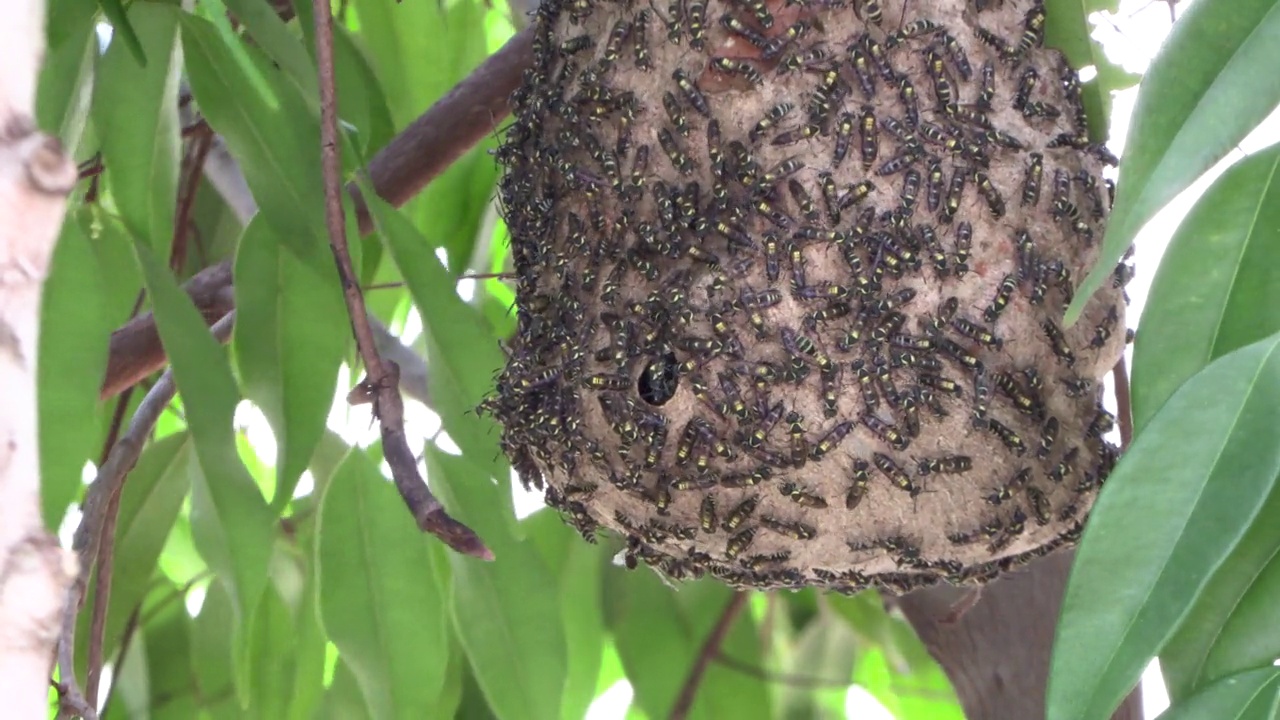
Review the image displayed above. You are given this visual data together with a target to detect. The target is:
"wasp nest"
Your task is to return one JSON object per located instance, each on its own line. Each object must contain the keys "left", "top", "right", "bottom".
{"left": 486, "top": 0, "right": 1129, "bottom": 594}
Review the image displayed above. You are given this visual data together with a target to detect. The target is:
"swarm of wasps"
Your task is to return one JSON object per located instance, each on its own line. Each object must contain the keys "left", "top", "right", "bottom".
{"left": 486, "top": 0, "right": 1129, "bottom": 594}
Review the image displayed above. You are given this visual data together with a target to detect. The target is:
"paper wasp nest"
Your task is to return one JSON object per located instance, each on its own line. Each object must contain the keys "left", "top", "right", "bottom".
{"left": 486, "top": 0, "right": 1129, "bottom": 593}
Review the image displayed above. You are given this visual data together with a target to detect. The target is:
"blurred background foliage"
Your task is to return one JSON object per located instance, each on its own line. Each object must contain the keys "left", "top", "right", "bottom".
{"left": 35, "top": 0, "right": 1280, "bottom": 718}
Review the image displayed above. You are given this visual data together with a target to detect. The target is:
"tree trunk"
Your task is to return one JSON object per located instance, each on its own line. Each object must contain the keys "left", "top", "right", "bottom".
{"left": 901, "top": 550, "right": 1143, "bottom": 720}
{"left": 0, "top": 1, "right": 80, "bottom": 715}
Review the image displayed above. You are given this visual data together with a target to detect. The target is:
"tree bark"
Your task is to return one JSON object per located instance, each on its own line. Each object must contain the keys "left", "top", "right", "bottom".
{"left": 0, "top": 1, "right": 81, "bottom": 715}
{"left": 901, "top": 550, "right": 1143, "bottom": 720}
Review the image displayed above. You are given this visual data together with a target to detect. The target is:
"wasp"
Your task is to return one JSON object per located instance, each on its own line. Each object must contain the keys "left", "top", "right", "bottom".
{"left": 889, "top": 18, "right": 943, "bottom": 47}
{"left": 852, "top": 360, "right": 879, "bottom": 410}
{"left": 988, "top": 508, "right": 1027, "bottom": 553}
{"left": 873, "top": 452, "right": 918, "bottom": 495}
{"left": 898, "top": 76, "right": 921, "bottom": 127}
{"left": 657, "top": 128, "right": 694, "bottom": 175}
{"left": 937, "top": 337, "right": 982, "bottom": 373}
{"left": 984, "top": 274, "right": 1018, "bottom": 323}
{"left": 941, "top": 166, "right": 966, "bottom": 223}
{"left": 952, "top": 221, "right": 972, "bottom": 275}
{"left": 847, "top": 460, "right": 871, "bottom": 510}
{"left": 662, "top": 92, "right": 689, "bottom": 137}
{"left": 951, "top": 317, "right": 1003, "bottom": 350}
{"left": 751, "top": 102, "right": 794, "bottom": 142}
{"left": 804, "top": 301, "right": 852, "bottom": 331}
{"left": 986, "top": 417, "right": 1028, "bottom": 455}
{"left": 763, "top": 20, "right": 811, "bottom": 59}
{"left": 1013, "top": 66, "right": 1038, "bottom": 111}
{"left": 1016, "top": 2, "right": 1047, "bottom": 59}
{"left": 585, "top": 373, "right": 630, "bottom": 390}
{"left": 788, "top": 179, "right": 820, "bottom": 223}
{"left": 1048, "top": 446, "right": 1079, "bottom": 484}
{"left": 900, "top": 168, "right": 922, "bottom": 215}
{"left": 672, "top": 69, "right": 709, "bottom": 116}
{"left": 1087, "top": 409, "right": 1115, "bottom": 439}
{"left": 917, "top": 455, "right": 972, "bottom": 475}
{"left": 839, "top": 181, "right": 876, "bottom": 213}
{"left": 825, "top": 112, "right": 852, "bottom": 168}
{"left": 861, "top": 413, "right": 909, "bottom": 451}
{"left": 1026, "top": 486, "right": 1051, "bottom": 525}
{"left": 631, "top": 9, "right": 654, "bottom": 70}
{"left": 849, "top": 45, "right": 877, "bottom": 99}
{"left": 941, "top": 32, "right": 972, "bottom": 80}
{"left": 976, "top": 60, "right": 996, "bottom": 112}
{"left": 876, "top": 148, "right": 920, "bottom": 177}
{"left": 712, "top": 56, "right": 763, "bottom": 86}
{"left": 855, "top": 0, "right": 883, "bottom": 24}
{"left": 1091, "top": 305, "right": 1120, "bottom": 349}
{"left": 725, "top": 527, "right": 755, "bottom": 559}
{"left": 986, "top": 467, "right": 1031, "bottom": 505}
{"left": 1022, "top": 152, "right": 1044, "bottom": 207}
{"left": 785, "top": 411, "right": 809, "bottom": 467}
{"left": 721, "top": 464, "right": 770, "bottom": 488}
{"left": 808, "top": 421, "right": 854, "bottom": 461}
{"left": 720, "top": 12, "right": 767, "bottom": 48}
{"left": 684, "top": 0, "right": 707, "bottom": 47}
{"left": 780, "top": 481, "right": 828, "bottom": 509}
{"left": 739, "top": 288, "right": 782, "bottom": 308}
{"left": 994, "top": 371, "right": 1041, "bottom": 418}
{"left": 761, "top": 515, "right": 817, "bottom": 540}
{"left": 1042, "top": 320, "right": 1076, "bottom": 366}
{"left": 974, "top": 171, "right": 1005, "bottom": 218}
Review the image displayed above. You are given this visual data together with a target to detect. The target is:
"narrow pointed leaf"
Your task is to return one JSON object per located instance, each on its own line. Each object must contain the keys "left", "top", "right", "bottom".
{"left": 233, "top": 217, "right": 347, "bottom": 508}
{"left": 38, "top": 220, "right": 109, "bottom": 527}
{"left": 1155, "top": 668, "right": 1280, "bottom": 720}
{"left": 222, "top": 0, "right": 317, "bottom": 104}
{"left": 429, "top": 447, "right": 567, "bottom": 720}
{"left": 1049, "top": 333, "right": 1280, "bottom": 720}
{"left": 1067, "top": 0, "right": 1280, "bottom": 324}
{"left": 180, "top": 14, "right": 326, "bottom": 265}
{"left": 132, "top": 241, "right": 275, "bottom": 704}
{"left": 1132, "top": 144, "right": 1280, "bottom": 432}
{"left": 94, "top": 3, "right": 182, "bottom": 253}
{"left": 191, "top": 582, "right": 241, "bottom": 720}
{"left": 38, "top": 0, "right": 98, "bottom": 152}
{"left": 317, "top": 450, "right": 448, "bottom": 719}
{"left": 98, "top": 0, "right": 146, "bottom": 65}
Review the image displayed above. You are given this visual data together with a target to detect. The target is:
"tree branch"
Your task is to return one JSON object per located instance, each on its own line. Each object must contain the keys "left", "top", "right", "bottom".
{"left": 670, "top": 592, "right": 749, "bottom": 720}
{"left": 98, "top": 26, "right": 533, "bottom": 402}
{"left": 314, "top": 0, "right": 490, "bottom": 560}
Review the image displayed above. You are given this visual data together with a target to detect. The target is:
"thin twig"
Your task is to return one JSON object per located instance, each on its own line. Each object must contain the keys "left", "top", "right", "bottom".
{"left": 313, "top": 0, "right": 490, "bottom": 560}
{"left": 57, "top": 313, "right": 237, "bottom": 720}
{"left": 670, "top": 592, "right": 749, "bottom": 720}
{"left": 171, "top": 128, "right": 215, "bottom": 273}
{"left": 1113, "top": 357, "right": 1133, "bottom": 449}
{"left": 98, "top": 26, "right": 533, "bottom": 402}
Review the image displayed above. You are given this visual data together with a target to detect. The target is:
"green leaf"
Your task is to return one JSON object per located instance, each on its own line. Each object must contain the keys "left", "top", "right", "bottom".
{"left": 1048, "top": 333, "right": 1280, "bottom": 720}
{"left": 222, "top": 0, "right": 318, "bottom": 106}
{"left": 524, "top": 511, "right": 606, "bottom": 720}
{"left": 180, "top": 14, "right": 326, "bottom": 266}
{"left": 779, "top": 609, "right": 856, "bottom": 719}
{"left": 38, "top": 0, "right": 98, "bottom": 153}
{"left": 428, "top": 446, "right": 567, "bottom": 720}
{"left": 94, "top": 2, "right": 182, "bottom": 254}
{"left": 1131, "top": 144, "right": 1280, "bottom": 432}
{"left": 362, "top": 188, "right": 504, "bottom": 464}
{"left": 141, "top": 589, "right": 199, "bottom": 720}
{"left": 233, "top": 217, "right": 347, "bottom": 508}
{"left": 1160, "top": 486, "right": 1280, "bottom": 701}
{"left": 99, "top": 0, "right": 146, "bottom": 65}
{"left": 191, "top": 582, "right": 241, "bottom": 720}
{"left": 317, "top": 450, "right": 449, "bottom": 719}
{"left": 248, "top": 586, "right": 302, "bottom": 718}
{"left": 75, "top": 432, "right": 192, "bottom": 679}
{"left": 39, "top": 220, "right": 110, "bottom": 527}
{"left": 80, "top": 208, "right": 145, "bottom": 329}
{"left": 1044, "top": 0, "right": 1137, "bottom": 143}
{"left": 606, "top": 567, "right": 704, "bottom": 720}
{"left": 1067, "top": 0, "right": 1280, "bottom": 324}
{"left": 132, "top": 240, "right": 275, "bottom": 704}
{"left": 1155, "top": 668, "right": 1280, "bottom": 720}
{"left": 676, "top": 584, "right": 770, "bottom": 719}
{"left": 322, "top": 661, "right": 375, "bottom": 720}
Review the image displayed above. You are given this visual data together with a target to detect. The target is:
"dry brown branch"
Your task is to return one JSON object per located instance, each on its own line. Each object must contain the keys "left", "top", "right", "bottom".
{"left": 313, "top": 0, "right": 490, "bottom": 560}
{"left": 99, "top": 26, "right": 533, "bottom": 402}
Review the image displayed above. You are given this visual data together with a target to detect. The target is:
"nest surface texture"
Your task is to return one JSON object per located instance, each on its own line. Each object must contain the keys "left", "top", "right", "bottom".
{"left": 488, "top": 0, "right": 1129, "bottom": 594}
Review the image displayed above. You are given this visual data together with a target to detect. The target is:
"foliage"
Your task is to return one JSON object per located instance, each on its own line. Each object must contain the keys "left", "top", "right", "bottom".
{"left": 32, "top": 0, "right": 1280, "bottom": 718}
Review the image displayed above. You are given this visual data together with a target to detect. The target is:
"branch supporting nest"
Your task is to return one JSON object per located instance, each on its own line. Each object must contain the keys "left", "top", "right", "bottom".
{"left": 313, "top": 0, "right": 491, "bottom": 560}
